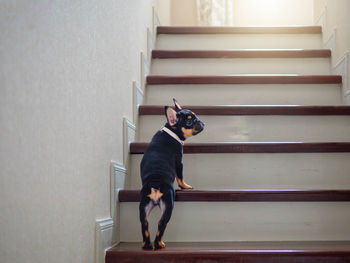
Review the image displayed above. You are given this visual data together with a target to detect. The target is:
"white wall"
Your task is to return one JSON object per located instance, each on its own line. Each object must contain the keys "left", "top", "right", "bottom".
{"left": 0, "top": 1, "right": 154, "bottom": 262}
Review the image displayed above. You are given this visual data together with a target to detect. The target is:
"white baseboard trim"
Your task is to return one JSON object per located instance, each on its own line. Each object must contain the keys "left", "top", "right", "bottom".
{"left": 332, "top": 51, "right": 349, "bottom": 103}
{"left": 110, "top": 161, "right": 126, "bottom": 218}
{"left": 147, "top": 28, "right": 155, "bottom": 63}
{"left": 95, "top": 8, "right": 156, "bottom": 263}
{"left": 123, "top": 118, "right": 136, "bottom": 166}
{"left": 324, "top": 28, "right": 335, "bottom": 50}
{"left": 133, "top": 81, "right": 144, "bottom": 126}
{"left": 95, "top": 218, "right": 114, "bottom": 263}
{"left": 315, "top": 5, "right": 326, "bottom": 30}
{"left": 95, "top": 162, "right": 126, "bottom": 263}
{"left": 153, "top": 6, "right": 160, "bottom": 35}
{"left": 140, "top": 52, "right": 150, "bottom": 93}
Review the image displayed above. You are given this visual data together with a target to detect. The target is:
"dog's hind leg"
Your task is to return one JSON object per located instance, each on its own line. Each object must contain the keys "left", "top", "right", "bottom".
{"left": 154, "top": 187, "right": 175, "bottom": 250}
{"left": 139, "top": 188, "right": 156, "bottom": 250}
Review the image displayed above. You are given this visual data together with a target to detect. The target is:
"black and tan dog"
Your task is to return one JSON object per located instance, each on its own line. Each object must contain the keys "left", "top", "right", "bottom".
{"left": 139, "top": 99, "right": 204, "bottom": 250}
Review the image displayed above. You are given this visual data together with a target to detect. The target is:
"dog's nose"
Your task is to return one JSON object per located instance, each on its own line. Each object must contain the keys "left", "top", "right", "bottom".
{"left": 194, "top": 120, "right": 205, "bottom": 133}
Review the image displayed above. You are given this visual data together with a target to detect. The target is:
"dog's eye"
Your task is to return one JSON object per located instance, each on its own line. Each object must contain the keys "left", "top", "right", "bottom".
{"left": 186, "top": 119, "right": 193, "bottom": 126}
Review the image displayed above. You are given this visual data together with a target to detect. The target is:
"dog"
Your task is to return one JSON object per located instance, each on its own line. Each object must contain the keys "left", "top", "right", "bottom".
{"left": 139, "top": 99, "right": 204, "bottom": 250}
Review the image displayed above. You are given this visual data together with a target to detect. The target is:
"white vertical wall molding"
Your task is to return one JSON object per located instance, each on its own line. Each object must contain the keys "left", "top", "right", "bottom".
{"left": 95, "top": 162, "right": 126, "bottom": 263}
{"left": 123, "top": 117, "right": 136, "bottom": 166}
{"left": 324, "top": 29, "right": 336, "bottom": 66}
{"left": 110, "top": 161, "right": 126, "bottom": 218}
{"left": 95, "top": 218, "right": 114, "bottom": 263}
{"left": 140, "top": 52, "right": 150, "bottom": 92}
{"left": 95, "top": 8, "right": 158, "bottom": 263}
{"left": 147, "top": 28, "right": 155, "bottom": 63}
{"left": 153, "top": 6, "right": 161, "bottom": 37}
{"left": 315, "top": 5, "right": 326, "bottom": 31}
{"left": 332, "top": 52, "right": 349, "bottom": 104}
{"left": 133, "top": 81, "right": 144, "bottom": 127}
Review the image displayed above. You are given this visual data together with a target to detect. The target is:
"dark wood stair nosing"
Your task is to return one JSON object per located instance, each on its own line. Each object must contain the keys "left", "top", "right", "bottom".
{"left": 130, "top": 142, "right": 350, "bottom": 154}
{"left": 107, "top": 241, "right": 350, "bottom": 263}
{"left": 139, "top": 105, "right": 350, "bottom": 116}
{"left": 146, "top": 75, "right": 342, "bottom": 85}
{"left": 118, "top": 189, "right": 350, "bottom": 202}
{"left": 157, "top": 26, "right": 322, "bottom": 35}
{"left": 152, "top": 49, "right": 331, "bottom": 59}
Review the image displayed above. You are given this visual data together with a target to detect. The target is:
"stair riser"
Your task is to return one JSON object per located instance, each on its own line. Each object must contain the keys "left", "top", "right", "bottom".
{"left": 137, "top": 115, "right": 350, "bottom": 142}
{"left": 157, "top": 34, "right": 322, "bottom": 50}
{"left": 145, "top": 84, "right": 342, "bottom": 105}
{"left": 152, "top": 58, "right": 330, "bottom": 75}
{"left": 128, "top": 153, "right": 350, "bottom": 189}
{"left": 120, "top": 202, "right": 350, "bottom": 242}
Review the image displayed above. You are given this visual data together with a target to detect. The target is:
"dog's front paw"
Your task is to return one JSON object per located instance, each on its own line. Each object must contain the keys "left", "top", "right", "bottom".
{"left": 179, "top": 181, "right": 193, "bottom": 190}
{"left": 176, "top": 177, "right": 193, "bottom": 190}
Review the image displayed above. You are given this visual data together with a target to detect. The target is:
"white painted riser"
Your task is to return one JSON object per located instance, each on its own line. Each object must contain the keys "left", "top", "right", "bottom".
{"left": 151, "top": 58, "right": 330, "bottom": 75}
{"left": 120, "top": 202, "right": 350, "bottom": 242}
{"left": 146, "top": 84, "right": 342, "bottom": 105}
{"left": 157, "top": 34, "right": 322, "bottom": 50}
{"left": 128, "top": 153, "right": 350, "bottom": 190}
{"left": 137, "top": 115, "right": 350, "bottom": 143}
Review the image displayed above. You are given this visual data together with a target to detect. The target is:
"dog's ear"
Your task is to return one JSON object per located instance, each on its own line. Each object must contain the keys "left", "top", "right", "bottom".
{"left": 165, "top": 106, "right": 178, "bottom": 126}
{"left": 173, "top": 98, "right": 182, "bottom": 112}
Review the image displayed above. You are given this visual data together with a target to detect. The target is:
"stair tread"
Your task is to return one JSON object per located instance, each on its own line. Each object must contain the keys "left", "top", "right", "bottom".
{"left": 130, "top": 142, "right": 350, "bottom": 154}
{"left": 107, "top": 241, "right": 350, "bottom": 263}
{"left": 109, "top": 241, "right": 350, "bottom": 252}
{"left": 147, "top": 75, "right": 342, "bottom": 85}
{"left": 157, "top": 26, "right": 322, "bottom": 34}
{"left": 152, "top": 49, "right": 331, "bottom": 58}
{"left": 119, "top": 189, "right": 350, "bottom": 202}
{"left": 139, "top": 105, "right": 350, "bottom": 115}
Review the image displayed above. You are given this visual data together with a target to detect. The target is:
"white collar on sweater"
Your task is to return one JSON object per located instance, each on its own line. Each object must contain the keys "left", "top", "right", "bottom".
{"left": 162, "top": 127, "right": 184, "bottom": 146}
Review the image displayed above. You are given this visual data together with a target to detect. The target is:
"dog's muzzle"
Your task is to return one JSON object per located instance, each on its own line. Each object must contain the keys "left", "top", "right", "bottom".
{"left": 193, "top": 120, "right": 205, "bottom": 135}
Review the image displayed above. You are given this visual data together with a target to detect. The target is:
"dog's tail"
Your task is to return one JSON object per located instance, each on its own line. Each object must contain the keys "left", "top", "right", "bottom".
{"left": 148, "top": 188, "right": 163, "bottom": 203}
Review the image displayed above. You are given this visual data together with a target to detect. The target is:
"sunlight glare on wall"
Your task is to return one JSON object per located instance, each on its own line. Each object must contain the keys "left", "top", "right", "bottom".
{"left": 234, "top": 0, "right": 314, "bottom": 26}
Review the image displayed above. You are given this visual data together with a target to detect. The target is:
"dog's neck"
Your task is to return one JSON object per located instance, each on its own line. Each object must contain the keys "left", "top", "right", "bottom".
{"left": 163, "top": 124, "right": 185, "bottom": 145}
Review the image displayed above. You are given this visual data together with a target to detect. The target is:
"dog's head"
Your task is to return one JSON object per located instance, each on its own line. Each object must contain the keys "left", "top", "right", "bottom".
{"left": 164, "top": 99, "right": 204, "bottom": 140}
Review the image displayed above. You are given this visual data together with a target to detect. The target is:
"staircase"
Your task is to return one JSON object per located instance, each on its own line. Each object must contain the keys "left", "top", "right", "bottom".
{"left": 106, "top": 26, "right": 350, "bottom": 262}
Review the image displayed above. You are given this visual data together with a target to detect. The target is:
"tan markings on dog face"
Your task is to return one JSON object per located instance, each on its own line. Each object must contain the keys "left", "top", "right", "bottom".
{"left": 187, "top": 115, "right": 192, "bottom": 119}
{"left": 147, "top": 188, "right": 163, "bottom": 202}
{"left": 181, "top": 127, "right": 194, "bottom": 139}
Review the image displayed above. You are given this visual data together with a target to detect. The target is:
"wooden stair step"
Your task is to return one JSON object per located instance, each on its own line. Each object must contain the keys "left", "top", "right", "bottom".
{"left": 139, "top": 105, "right": 350, "bottom": 115}
{"left": 130, "top": 142, "right": 350, "bottom": 154}
{"left": 152, "top": 49, "right": 331, "bottom": 59}
{"left": 106, "top": 241, "right": 350, "bottom": 263}
{"left": 157, "top": 26, "right": 322, "bottom": 35}
{"left": 147, "top": 75, "right": 342, "bottom": 85}
{"left": 118, "top": 189, "right": 350, "bottom": 202}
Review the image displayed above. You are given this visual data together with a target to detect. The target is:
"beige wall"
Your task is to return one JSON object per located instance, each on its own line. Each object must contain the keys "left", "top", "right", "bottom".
{"left": 234, "top": 0, "right": 313, "bottom": 26}
{"left": 166, "top": 0, "right": 313, "bottom": 26}
{"left": 0, "top": 1, "right": 155, "bottom": 262}
{"left": 171, "top": 0, "right": 198, "bottom": 26}
{"left": 155, "top": 0, "right": 171, "bottom": 26}
{"left": 314, "top": 0, "right": 350, "bottom": 98}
